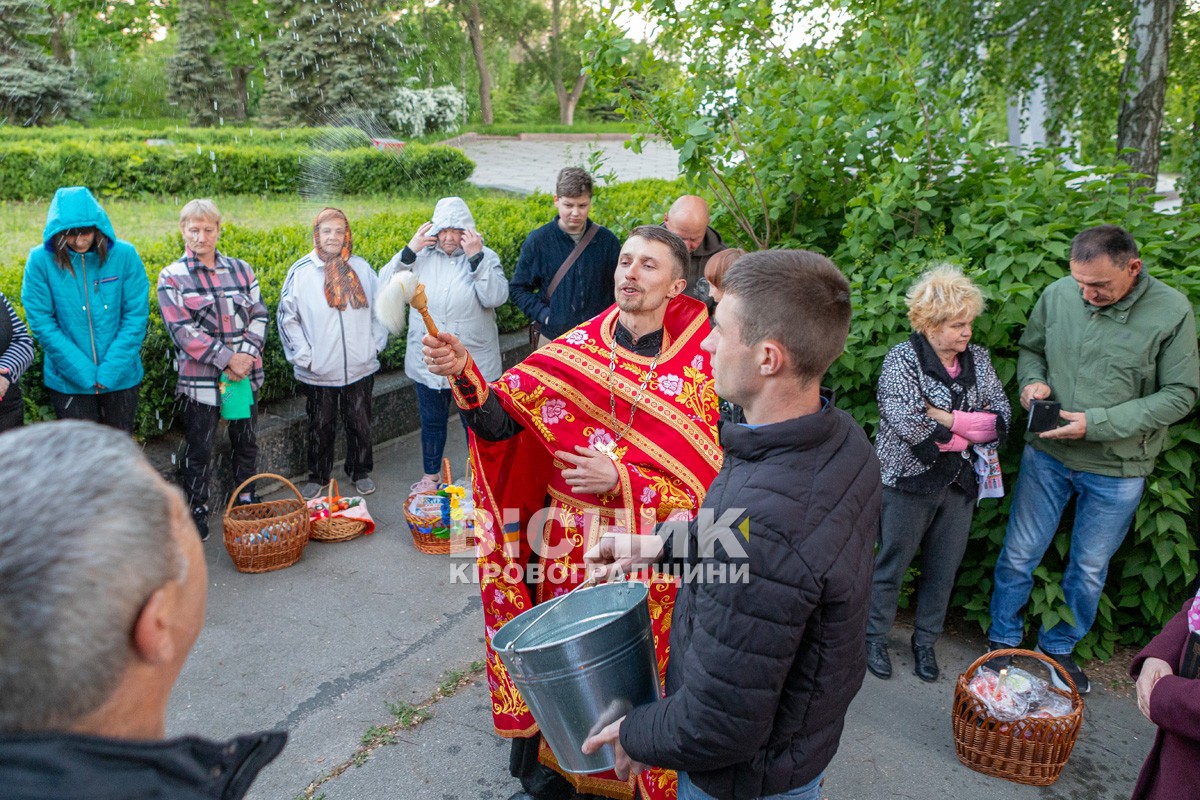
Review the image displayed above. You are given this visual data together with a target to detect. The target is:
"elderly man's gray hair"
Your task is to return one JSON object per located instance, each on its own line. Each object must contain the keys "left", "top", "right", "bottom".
{"left": 0, "top": 421, "right": 183, "bottom": 732}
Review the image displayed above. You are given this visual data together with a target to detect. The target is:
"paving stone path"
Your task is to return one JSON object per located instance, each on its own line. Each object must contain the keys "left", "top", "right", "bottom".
{"left": 442, "top": 132, "right": 681, "bottom": 194}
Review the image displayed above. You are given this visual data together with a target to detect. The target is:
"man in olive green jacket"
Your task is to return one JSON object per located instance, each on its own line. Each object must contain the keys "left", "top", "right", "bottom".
{"left": 988, "top": 225, "right": 1199, "bottom": 695}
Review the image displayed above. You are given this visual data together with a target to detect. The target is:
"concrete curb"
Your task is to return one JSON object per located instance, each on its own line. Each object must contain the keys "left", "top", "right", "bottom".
{"left": 143, "top": 330, "right": 533, "bottom": 503}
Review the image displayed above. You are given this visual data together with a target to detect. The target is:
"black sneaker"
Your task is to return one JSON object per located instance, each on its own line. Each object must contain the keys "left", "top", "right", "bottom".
{"left": 191, "top": 506, "right": 210, "bottom": 542}
{"left": 866, "top": 640, "right": 892, "bottom": 679}
{"left": 1037, "top": 645, "right": 1090, "bottom": 695}
{"left": 981, "top": 641, "right": 1014, "bottom": 672}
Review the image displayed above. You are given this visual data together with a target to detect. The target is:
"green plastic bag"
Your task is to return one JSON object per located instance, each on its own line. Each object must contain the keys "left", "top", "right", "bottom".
{"left": 219, "top": 376, "right": 253, "bottom": 420}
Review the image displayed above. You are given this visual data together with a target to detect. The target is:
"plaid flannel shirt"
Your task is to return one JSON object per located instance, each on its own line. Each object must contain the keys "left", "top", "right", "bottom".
{"left": 157, "top": 250, "right": 268, "bottom": 407}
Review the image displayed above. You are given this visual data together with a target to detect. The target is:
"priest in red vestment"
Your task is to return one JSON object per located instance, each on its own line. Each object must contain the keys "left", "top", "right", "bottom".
{"left": 424, "top": 226, "right": 722, "bottom": 800}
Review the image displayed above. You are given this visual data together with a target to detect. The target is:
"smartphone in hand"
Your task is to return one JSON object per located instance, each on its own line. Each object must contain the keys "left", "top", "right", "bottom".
{"left": 1027, "top": 399, "right": 1062, "bottom": 433}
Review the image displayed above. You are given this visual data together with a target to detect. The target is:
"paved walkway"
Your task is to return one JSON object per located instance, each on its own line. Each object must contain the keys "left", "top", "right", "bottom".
{"left": 443, "top": 133, "right": 680, "bottom": 194}
{"left": 171, "top": 424, "right": 1157, "bottom": 800}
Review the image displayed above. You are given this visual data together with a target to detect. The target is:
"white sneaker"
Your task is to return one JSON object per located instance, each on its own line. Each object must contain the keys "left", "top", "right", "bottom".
{"left": 355, "top": 477, "right": 376, "bottom": 495}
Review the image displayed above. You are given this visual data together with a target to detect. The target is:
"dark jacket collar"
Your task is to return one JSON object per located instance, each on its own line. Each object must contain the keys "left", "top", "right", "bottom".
{"left": 910, "top": 332, "right": 976, "bottom": 391}
{"left": 0, "top": 729, "right": 286, "bottom": 800}
{"left": 1087, "top": 271, "right": 1148, "bottom": 316}
{"left": 548, "top": 216, "right": 594, "bottom": 243}
{"left": 719, "top": 388, "right": 837, "bottom": 460}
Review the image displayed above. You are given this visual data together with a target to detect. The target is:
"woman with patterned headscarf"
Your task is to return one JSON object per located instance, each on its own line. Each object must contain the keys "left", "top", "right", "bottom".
{"left": 278, "top": 208, "right": 389, "bottom": 499}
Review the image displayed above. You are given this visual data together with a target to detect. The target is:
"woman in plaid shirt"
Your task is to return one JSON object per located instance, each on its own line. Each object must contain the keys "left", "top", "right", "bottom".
{"left": 157, "top": 199, "right": 268, "bottom": 541}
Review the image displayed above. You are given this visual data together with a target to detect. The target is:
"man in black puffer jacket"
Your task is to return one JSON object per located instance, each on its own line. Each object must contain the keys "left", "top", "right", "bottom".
{"left": 585, "top": 250, "right": 882, "bottom": 800}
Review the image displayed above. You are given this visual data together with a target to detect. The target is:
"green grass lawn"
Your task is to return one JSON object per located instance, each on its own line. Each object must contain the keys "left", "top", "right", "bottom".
{"left": 0, "top": 189, "right": 514, "bottom": 266}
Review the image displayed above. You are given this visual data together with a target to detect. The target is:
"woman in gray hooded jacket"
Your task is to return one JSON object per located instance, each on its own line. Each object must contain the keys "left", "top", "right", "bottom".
{"left": 377, "top": 197, "right": 508, "bottom": 492}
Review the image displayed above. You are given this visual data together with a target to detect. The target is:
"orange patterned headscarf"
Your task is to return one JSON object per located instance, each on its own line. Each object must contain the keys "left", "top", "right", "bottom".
{"left": 315, "top": 208, "right": 368, "bottom": 310}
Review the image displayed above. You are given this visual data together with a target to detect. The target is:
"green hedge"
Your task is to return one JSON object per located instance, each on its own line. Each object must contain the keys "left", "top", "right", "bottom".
{"left": 0, "top": 179, "right": 686, "bottom": 440}
{"left": 0, "top": 125, "right": 376, "bottom": 148}
{"left": 0, "top": 141, "right": 474, "bottom": 200}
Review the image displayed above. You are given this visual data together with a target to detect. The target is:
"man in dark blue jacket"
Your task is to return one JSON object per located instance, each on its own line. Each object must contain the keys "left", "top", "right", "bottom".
{"left": 509, "top": 167, "right": 622, "bottom": 344}
{"left": 584, "top": 251, "right": 882, "bottom": 800}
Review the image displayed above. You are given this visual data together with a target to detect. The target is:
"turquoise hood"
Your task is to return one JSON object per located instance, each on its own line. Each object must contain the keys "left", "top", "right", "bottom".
{"left": 42, "top": 187, "right": 117, "bottom": 251}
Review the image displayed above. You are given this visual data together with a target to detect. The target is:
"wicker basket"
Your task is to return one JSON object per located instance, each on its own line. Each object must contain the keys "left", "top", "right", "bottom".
{"left": 404, "top": 459, "right": 476, "bottom": 555}
{"left": 310, "top": 480, "right": 368, "bottom": 543}
{"left": 311, "top": 514, "right": 367, "bottom": 543}
{"left": 952, "top": 648, "right": 1084, "bottom": 786}
{"left": 223, "top": 474, "right": 310, "bottom": 573}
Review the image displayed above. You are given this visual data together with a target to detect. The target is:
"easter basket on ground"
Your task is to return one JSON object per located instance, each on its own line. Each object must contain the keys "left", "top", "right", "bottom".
{"left": 222, "top": 473, "right": 310, "bottom": 574}
{"left": 951, "top": 647, "right": 1084, "bottom": 786}
{"left": 403, "top": 458, "right": 476, "bottom": 555}
{"left": 307, "top": 480, "right": 374, "bottom": 543}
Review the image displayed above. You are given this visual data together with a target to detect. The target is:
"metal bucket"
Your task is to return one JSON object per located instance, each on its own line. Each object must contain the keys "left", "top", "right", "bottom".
{"left": 491, "top": 581, "right": 659, "bottom": 774}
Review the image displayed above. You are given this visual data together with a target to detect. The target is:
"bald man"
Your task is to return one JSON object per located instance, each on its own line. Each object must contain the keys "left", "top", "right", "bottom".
{"left": 662, "top": 195, "right": 727, "bottom": 304}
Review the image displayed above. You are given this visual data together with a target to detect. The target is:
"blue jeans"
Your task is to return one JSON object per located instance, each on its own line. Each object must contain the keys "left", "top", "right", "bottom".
{"left": 414, "top": 382, "right": 468, "bottom": 476}
{"left": 677, "top": 770, "right": 824, "bottom": 800}
{"left": 989, "top": 445, "right": 1144, "bottom": 654}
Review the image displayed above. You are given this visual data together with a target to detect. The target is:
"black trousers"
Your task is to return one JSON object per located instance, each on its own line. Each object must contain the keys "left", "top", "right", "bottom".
{"left": 510, "top": 736, "right": 577, "bottom": 800}
{"left": 300, "top": 375, "right": 374, "bottom": 483}
{"left": 177, "top": 395, "right": 258, "bottom": 511}
{"left": 0, "top": 392, "right": 22, "bottom": 433}
{"left": 867, "top": 483, "right": 975, "bottom": 647}
{"left": 47, "top": 385, "right": 139, "bottom": 433}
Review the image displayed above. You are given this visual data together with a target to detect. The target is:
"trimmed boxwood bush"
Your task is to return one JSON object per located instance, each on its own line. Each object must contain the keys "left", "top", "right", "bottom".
{"left": 0, "top": 141, "right": 474, "bottom": 200}
{"left": 0, "top": 125, "right": 376, "bottom": 148}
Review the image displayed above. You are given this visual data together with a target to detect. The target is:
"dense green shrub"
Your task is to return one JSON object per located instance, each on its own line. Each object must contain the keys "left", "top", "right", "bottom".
{"left": 0, "top": 125, "right": 376, "bottom": 147}
{"left": 0, "top": 141, "right": 473, "bottom": 200}
{"left": 595, "top": 9, "right": 1200, "bottom": 654}
{"left": 0, "top": 179, "right": 680, "bottom": 441}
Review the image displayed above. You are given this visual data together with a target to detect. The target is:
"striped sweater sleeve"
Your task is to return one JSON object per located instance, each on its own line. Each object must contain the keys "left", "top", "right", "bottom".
{"left": 0, "top": 294, "right": 35, "bottom": 382}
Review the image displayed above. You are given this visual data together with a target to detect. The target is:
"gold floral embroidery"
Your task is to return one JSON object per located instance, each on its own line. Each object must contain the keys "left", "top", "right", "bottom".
{"left": 499, "top": 382, "right": 575, "bottom": 442}
{"left": 489, "top": 658, "right": 529, "bottom": 719}
{"left": 674, "top": 365, "right": 718, "bottom": 423}
{"left": 647, "top": 474, "right": 692, "bottom": 518}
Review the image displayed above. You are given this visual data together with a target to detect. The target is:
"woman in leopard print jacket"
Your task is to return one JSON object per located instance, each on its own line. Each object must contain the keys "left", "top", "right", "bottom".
{"left": 866, "top": 264, "right": 1011, "bottom": 684}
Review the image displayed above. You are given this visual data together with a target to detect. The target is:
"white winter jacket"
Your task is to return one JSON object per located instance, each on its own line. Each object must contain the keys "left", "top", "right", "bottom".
{"left": 277, "top": 251, "right": 389, "bottom": 387}
{"left": 380, "top": 243, "right": 508, "bottom": 390}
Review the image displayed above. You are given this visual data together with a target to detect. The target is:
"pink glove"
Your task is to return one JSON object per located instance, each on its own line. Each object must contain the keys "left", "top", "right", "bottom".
{"left": 951, "top": 410, "right": 998, "bottom": 443}
{"left": 937, "top": 432, "right": 970, "bottom": 452}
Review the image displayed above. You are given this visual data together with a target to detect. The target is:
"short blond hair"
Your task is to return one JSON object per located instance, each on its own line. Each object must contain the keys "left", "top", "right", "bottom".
{"left": 906, "top": 264, "right": 984, "bottom": 334}
{"left": 179, "top": 198, "right": 222, "bottom": 226}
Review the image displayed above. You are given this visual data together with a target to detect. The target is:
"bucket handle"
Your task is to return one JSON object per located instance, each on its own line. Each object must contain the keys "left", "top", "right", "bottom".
{"left": 502, "top": 574, "right": 598, "bottom": 654}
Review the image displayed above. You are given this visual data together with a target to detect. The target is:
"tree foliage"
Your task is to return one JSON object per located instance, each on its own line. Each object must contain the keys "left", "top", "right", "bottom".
{"left": 167, "top": 0, "right": 228, "bottom": 125}
{"left": 0, "top": 0, "right": 88, "bottom": 125}
{"left": 46, "top": 0, "right": 173, "bottom": 66}
{"left": 490, "top": 0, "right": 604, "bottom": 125}
{"left": 592, "top": 2, "right": 1200, "bottom": 656}
{"left": 260, "top": 0, "right": 407, "bottom": 126}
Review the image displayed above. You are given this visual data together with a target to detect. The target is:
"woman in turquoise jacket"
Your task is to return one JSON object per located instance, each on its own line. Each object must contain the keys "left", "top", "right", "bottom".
{"left": 21, "top": 187, "right": 149, "bottom": 432}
